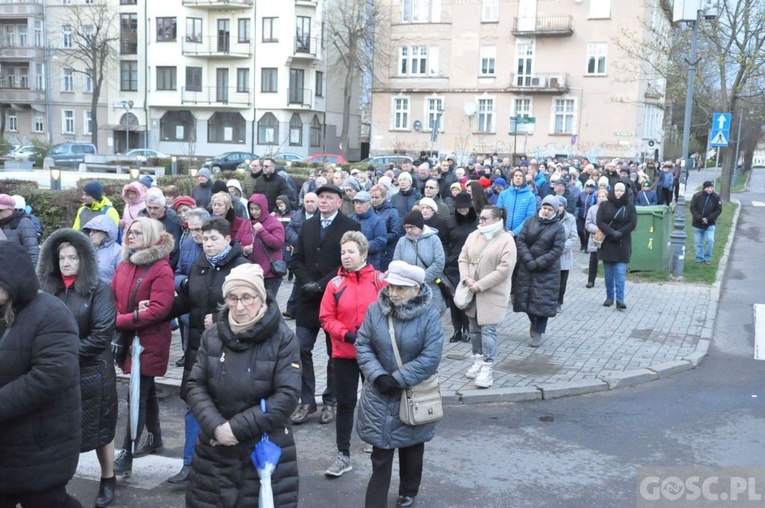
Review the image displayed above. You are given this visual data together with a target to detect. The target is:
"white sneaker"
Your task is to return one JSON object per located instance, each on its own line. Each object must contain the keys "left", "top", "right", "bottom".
{"left": 475, "top": 362, "right": 493, "bottom": 389}
{"left": 324, "top": 453, "right": 352, "bottom": 477}
{"left": 465, "top": 354, "right": 484, "bottom": 379}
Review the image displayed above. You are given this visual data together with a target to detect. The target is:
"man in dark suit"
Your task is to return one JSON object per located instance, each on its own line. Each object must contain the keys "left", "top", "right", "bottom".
{"left": 288, "top": 184, "right": 361, "bottom": 425}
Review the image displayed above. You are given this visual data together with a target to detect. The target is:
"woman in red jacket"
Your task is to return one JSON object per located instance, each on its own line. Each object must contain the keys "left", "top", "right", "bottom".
{"left": 247, "top": 193, "right": 286, "bottom": 298}
{"left": 319, "top": 231, "right": 386, "bottom": 478}
{"left": 111, "top": 217, "right": 175, "bottom": 477}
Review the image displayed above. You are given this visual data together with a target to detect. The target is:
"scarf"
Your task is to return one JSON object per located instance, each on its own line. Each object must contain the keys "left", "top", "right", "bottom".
{"left": 62, "top": 275, "right": 77, "bottom": 289}
{"left": 206, "top": 244, "right": 232, "bottom": 266}
{"left": 228, "top": 302, "right": 268, "bottom": 335}
{"left": 478, "top": 220, "right": 503, "bottom": 240}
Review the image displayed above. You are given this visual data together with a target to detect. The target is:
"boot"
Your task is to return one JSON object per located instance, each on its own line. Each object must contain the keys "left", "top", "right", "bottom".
{"left": 465, "top": 354, "right": 484, "bottom": 379}
{"left": 167, "top": 465, "right": 191, "bottom": 484}
{"left": 461, "top": 327, "right": 471, "bottom": 343}
{"left": 474, "top": 362, "right": 493, "bottom": 388}
{"left": 448, "top": 328, "right": 463, "bottom": 343}
{"left": 133, "top": 431, "right": 163, "bottom": 458}
{"left": 95, "top": 476, "right": 116, "bottom": 507}
{"left": 530, "top": 332, "right": 542, "bottom": 348}
{"left": 114, "top": 449, "right": 132, "bottom": 477}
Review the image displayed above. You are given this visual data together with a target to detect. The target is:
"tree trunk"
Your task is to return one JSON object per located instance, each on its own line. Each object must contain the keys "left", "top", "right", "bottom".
{"left": 90, "top": 83, "right": 101, "bottom": 149}
{"left": 340, "top": 43, "right": 356, "bottom": 161}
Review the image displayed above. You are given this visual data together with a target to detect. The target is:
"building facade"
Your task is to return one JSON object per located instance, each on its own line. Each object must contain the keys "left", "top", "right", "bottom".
{"left": 370, "top": 0, "right": 669, "bottom": 163}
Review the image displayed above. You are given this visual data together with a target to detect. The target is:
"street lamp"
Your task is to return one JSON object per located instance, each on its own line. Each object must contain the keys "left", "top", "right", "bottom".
{"left": 129, "top": 168, "right": 140, "bottom": 180}
{"left": 171, "top": 156, "right": 177, "bottom": 176}
{"left": 121, "top": 100, "right": 134, "bottom": 154}
{"left": 189, "top": 167, "right": 198, "bottom": 177}
{"left": 50, "top": 168, "right": 61, "bottom": 191}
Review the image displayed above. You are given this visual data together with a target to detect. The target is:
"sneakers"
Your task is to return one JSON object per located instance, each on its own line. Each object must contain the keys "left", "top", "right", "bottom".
{"left": 465, "top": 354, "right": 484, "bottom": 379}
{"left": 324, "top": 453, "right": 352, "bottom": 477}
{"left": 530, "top": 332, "right": 542, "bottom": 348}
{"left": 474, "top": 362, "right": 493, "bottom": 389}
{"left": 114, "top": 449, "right": 133, "bottom": 476}
{"left": 133, "top": 431, "right": 163, "bottom": 458}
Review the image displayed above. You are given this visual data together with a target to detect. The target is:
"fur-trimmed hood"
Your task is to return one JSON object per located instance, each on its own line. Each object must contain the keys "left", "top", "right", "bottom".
{"left": 122, "top": 231, "right": 175, "bottom": 266}
{"left": 377, "top": 282, "right": 432, "bottom": 321}
{"left": 37, "top": 228, "right": 100, "bottom": 297}
{"left": 122, "top": 181, "right": 146, "bottom": 205}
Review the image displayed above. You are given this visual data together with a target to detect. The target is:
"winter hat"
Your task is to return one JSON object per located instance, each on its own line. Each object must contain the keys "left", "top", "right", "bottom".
{"left": 197, "top": 168, "right": 212, "bottom": 181}
{"left": 478, "top": 177, "right": 492, "bottom": 189}
{"left": 556, "top": 195, "right": 568, "bottom": 209}
{"left": 598, "top": 176, "right": 610, "bottom": 187}
{"left": 83, "top": 181, "right": 104, "bottom": 201}
{"left": 11, "top": 195, "right": 25, "bottom": 210}
{"left": 450, "top": 182, "right": 462, "bottom": 193}
{"left": 585, "top": 179, "right": 597, "bottom": 188}
{"left": 315, "top": 184, "right": 344, "bottom": 198}
{"left": 552, "top": 178, "right": 566, "bottom": 187}
{"left": 454, "top": 191, "right": 472, "bottom": 209}
{"left": 386, "top": 260, "right": 425, "bottom": 287}
{"left": 0, "top": 194, "right": 15, "bottom": 210}
{"left": 139, "top": 175, "right": 155, "bottom": 188}
{"left": 226, "top": 179, "right": 244, "bottom": 196}
{"left": 541, "top": 195, "right": 559, "bottom": 209}
{"left": 403, "top": 210, "right": 424, "bottom": 229}
{"left": 703, "top": 181, "right": 714, "bottom": 189}
{"left": 222, "top": 263, "right": 267, "bottom": 303}
{"left": 494, "top": 178, "right": 507, "bottom": 188}
{"left": 172, "top": 195, "right": 196, "bottom": 211}
{"left": 630, "top": 172, "right": 638, "bottom": 179}
{"left": 344, "top": 177, "right": 361, "bottom": 192}
{"left": 418, "top": 197, "right": 438, "bottom": 212}
{"left": 211, "top": 180, "right": 229, "bottom": 194}
{"left": 353, "top": 191, "right": 372, "bottom": 202}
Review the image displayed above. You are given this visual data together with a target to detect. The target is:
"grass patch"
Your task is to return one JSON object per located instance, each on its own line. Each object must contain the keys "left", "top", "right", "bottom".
{"left": 682, "top": 199, "right": 737, "bottom": 284}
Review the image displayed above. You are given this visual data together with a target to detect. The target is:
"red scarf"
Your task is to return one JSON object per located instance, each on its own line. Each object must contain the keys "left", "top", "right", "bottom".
{"left": 62, "top": 275, "right": 77, "bottom": 289}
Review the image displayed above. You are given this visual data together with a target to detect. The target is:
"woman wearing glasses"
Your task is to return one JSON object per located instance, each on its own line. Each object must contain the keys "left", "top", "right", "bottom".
{"left": 185, "top": 263, "right": 301, "bottom": 507}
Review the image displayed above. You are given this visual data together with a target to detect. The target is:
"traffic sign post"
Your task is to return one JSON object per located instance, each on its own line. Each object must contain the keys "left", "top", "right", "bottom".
{"left": 510, "top": 116, "right": 535, "bottom": 161}
{"left": 710, "top": 112, "right": 731, "bottom": 147}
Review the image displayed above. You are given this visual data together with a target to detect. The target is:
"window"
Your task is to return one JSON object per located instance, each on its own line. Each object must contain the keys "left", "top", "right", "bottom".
{"left": 315, "top": 71, "right": 324, "bottom": 97}
{"left": 62, "top": 110, "right": 75, "bottom": 134}
{"left": 34, "top": 20, "right": 42, "bottom": 47}
{"left": 185, "top": 67, "right": 202, "bottom": 92}
{"left": 480, "top": 45, "right": 496, "bottom": 76}
{"left": 35, "top": 63, "right": 43, "bottom": 90}
{"left": 33, "top": 114, "right": 44, "bottom": 133}
{"left": 310, "top": 115, "right": 322, "bottom": 147}
{"left": 296, "top": 16, "right": 311, "bottom": 52}
{"left": 84, "top": 68, "right": 93, "bottom": 92}
{"left": 553, "top": 98, "right": 576, "bottom": 134}
{"left": 17, "top": 25, "right": 27, "bottom": 47}
{"left": 208, "top": 112, "right": 246, "bottom": 144}
{"left": 236, "top": 68, "right": 249, "bottom": 92}
{"left": 589, "top": 0, "right": 611, "bottom": 19}
{"left": 4, "top": 26, "right": 14, "bottom": 47}
{"left": 7, "top": 111, "right": 17, "bottom": 132}
{"left": 402, "top": 0, "right": 441, "bottom": 23}
{"left": 477, "top": 98, "right": 494, "bottom": 132}
{"left": 84, "top": 110, "right": 92, "bottom": 135}
{"left": 120, "top": 61, "right": 138, "bottom": 91}
{"left": 481, "top": 0, "right": 499, "bottom": 22}
{"left": 121, "top": 0, "right": 137, "bottom": 4}
{"left": 61, "top": 67, "right": 74, "bottom": 92}
{"left": 426, "top": 97, "right": 443, "bottom": 131}
{"left": 261, "top": 68, "right": 277, "bottom": 92}
{"left": 262, "top": 17, "right": 277, "bottom": 42}
{"left": 398, "top": 46, "right": 438, "bottom": 76}
{"left": 156, "top": 66, "right": 176, "bottom": 90}
{"left": 156, "top": 17, "right": 177, "bottom": 42}
{"left": 511, "top": 98, "right": 534, "bottom": 133}
{"left": 586, "top": 42, "right": 607, "bottom": 75}
{"left": 120, "top": 14, "right": 138, "bottom": 54}
{"left": 238, "top": 18, "right": 250, "bottom": 43}
{"left": 392, "top": 97, "right": 410, "bottom": 130}
{"left": 82, "top": 24, "right": 94, "bottom": 49}
{"left": 642, "top": 104, "right": 660, "bottom": 139}
{"left": 257, "top": 112, "right": 279, "bottom": 145}
{"left": 62, "top": 24, "right": 72, "bottom": 48}
{"left": 186, "top": 18, "right": 202, "bottom": 43}
{"left": 289, "top": 114, "right": 303, "bottom": 146}
{"left": 160, "top": 110, "right": 195, "bottom": 141}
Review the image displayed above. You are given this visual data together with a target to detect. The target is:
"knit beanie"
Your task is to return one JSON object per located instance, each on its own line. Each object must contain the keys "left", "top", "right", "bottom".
{"left": 454, "top": 192, "right": 472, "bottom": 209}
{"left": 403, "top": 210, "right": 424, "bottom": 229}
{"left": 139, "top": 175, "right": 155, "bottom": 189}
{"left": 83, "top": 181, "right": 104, "bottom": 201}
{"left": 172, "top": 195, "right": 196, "bottom": 211}
{"left": 197, "top": 168, "right": 212, "bottom": 181}
{"left": 222, "top": 263, "right": 267, "bottom": 303}
{"left": 541, "top": 195, "right": 558, "bottom": 209}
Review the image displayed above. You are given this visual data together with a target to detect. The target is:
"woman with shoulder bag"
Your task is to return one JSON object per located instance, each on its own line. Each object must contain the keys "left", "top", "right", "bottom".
{"left": 584, "top": 189, "right": 608, "bottom": 288}
{"left": 247, "top": 193, "right": 287, "bottom": 298}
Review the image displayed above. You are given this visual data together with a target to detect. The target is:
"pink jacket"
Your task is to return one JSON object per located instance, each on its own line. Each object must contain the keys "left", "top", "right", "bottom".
{"left": 120, "top": 182, "right": 146, "bottom": 230}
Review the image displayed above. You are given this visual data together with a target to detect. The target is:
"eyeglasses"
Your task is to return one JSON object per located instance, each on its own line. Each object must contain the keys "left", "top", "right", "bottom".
{"left": 126, "top": 230, "right": 143, "bottom": 237}
{"left": 188, "top": 227, "right": 202, "bottom": 233}
{"left": 478, "top": 216, "right": 493, "bottom": 222}
{"left": 225, "top": 294, "right": 259, "bottom": 307}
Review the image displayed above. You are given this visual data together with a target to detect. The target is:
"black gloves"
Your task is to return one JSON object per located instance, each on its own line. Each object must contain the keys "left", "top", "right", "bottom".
{"left": 611, "top": 231, "right": 623, "bottom": 241}
{"left": 374, "top": 374, "right": 400, "bottom": 395}
{"left": 344, "top": 332, "right": 357, "bottom": 344}
{"left": 526, "top": 260, "right": 538, "bottom": 271}
{"left": 302, "top": 282, "right": 323, "bottom": 295}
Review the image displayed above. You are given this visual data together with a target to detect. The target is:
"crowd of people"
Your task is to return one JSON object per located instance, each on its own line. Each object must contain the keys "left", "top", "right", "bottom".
{"left": 0, "top": 153, "right": 721, "bottom": 507}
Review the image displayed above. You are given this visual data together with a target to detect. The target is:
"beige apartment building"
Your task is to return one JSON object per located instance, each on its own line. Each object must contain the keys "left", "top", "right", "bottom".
{"left": 370, "top": 0, "right": 669, "bottom": 162}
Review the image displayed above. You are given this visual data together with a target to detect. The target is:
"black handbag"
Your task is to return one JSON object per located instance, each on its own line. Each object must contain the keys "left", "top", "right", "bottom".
{"left": 258, "top": 237, "right": 288, "bottom": 277}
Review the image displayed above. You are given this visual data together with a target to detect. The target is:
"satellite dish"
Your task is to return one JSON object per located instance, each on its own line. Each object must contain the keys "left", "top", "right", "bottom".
{"left": 463, "top": 101, "right": 476, "bottom": 116}
{"left": 413, "top": 120, "right": 422, "bottom": 132}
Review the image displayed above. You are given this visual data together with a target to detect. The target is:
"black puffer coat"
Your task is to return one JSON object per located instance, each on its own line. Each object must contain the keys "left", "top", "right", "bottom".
{"left": 0, "top": 242, "right": 81, "bottom": 494}
{"left": 37, "top": 228, "right": 118, "bottom": 452}
{"left": 0, "top": 209, "right": 39, "bottom": 264}
{"left": 513, "top": 211, "right": 566, "bottom": 318}
{"left": 170, "top": 244, "right": 248, "bottom": 400}
{"left": 186, "top": 297, "right": 301, "bottom": 508}
{"left": 442, "top": 207, "right": 478, "bottom": 287}
{"left": 596, "top": 189, "right": 638, "bottom": 264}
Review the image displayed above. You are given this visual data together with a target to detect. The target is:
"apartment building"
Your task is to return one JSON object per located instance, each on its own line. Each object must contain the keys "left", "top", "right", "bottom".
{"left": 370, "top": 0, "right": 669, "bottom": 162}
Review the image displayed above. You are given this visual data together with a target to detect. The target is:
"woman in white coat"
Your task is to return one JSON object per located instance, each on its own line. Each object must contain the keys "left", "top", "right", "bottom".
{"left": 556, "top": 195, "right": 580, "bottom": 312}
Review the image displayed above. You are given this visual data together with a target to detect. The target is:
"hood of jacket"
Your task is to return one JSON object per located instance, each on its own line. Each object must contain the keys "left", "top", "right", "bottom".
{"left": 373, "top": 199, "right": 395, "bottom": 213}
{"left": 419, "top": 224, "right": 439, "bottom": 238}
{"left": 377, "top": 282, "right": 433, "bottom": 321}
{"left": 0, "top": 241, "right": 39, "bottom": 310}
{"left": 37, "top": 228, "right": 100, "bottom": 297}
{"left": 122, "top": 181, "right": 146, "bottom": 205}
{"left": 275, "top": 194, "right": 292, "bottom": 211}
{"left": 215, "top": 294, "right": 281, "bottom": 351}
{"left": 84, "top": 196, "right": 114, "bottom": 212}
{"left": 226, "top": 179, "right": 244, "bottom": 196}
{"left": 82, "top": 214, "right": 119, "bottom": 247}
{"left": 123, "top": 231, "right": 175, "bottom": 265}
{"left": 247, "top": 193, "right": 270, "bottom": 222}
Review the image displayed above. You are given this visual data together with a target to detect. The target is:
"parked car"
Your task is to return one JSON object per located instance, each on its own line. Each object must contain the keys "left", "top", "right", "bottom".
{"left": 202, "top": 151, "right": 259, "bottom": 172}
{"left": 13, "top": 146, "right": 44, "bottom": 162}
{"left": 124, "top": 148, "right": 170, "bottom": 159}
{"left": 304, "top": 153, "right": 347, "bottom": 165}
{"left": 271, "top": 152, "right": 303, "bottom": 163}
{"left": 358, "top": 155, "right": 413, "bottom": 169}
{"left": 47, "top": 142, "right": 97, "bottom": 168}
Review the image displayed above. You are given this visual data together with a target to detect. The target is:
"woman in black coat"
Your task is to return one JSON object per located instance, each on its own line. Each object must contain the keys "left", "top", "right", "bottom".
{"left": 0, "top": 242, "right": 82, "bottom": 507}
{"left": 37, "top": 228, "right": 119, "bottom": 508}
{"left": 596, "top": 181, "right": 638, "bottom": 310}
{"left": 186, "top": 263, "right": 301, "bottom": 508}
{"left": 513, "top": 195, "right": 566, "bottom": 347}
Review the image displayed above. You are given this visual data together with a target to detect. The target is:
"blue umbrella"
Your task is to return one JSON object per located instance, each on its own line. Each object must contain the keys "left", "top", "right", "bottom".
{"left": 250, "top": 399, "right": 282, "bottom": 508}
{"left": 129, "top": 335, "right": 144, "bottom": 451}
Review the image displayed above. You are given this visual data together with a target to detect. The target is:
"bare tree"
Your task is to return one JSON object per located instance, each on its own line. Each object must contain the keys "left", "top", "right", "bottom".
{"left": 56, "top": 2, "right": 119, "bottom": 149}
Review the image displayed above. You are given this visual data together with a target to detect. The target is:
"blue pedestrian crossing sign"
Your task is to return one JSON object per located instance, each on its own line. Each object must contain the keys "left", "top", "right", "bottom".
{"left": 710, "top": 112, "right": 731, "bottom": 147}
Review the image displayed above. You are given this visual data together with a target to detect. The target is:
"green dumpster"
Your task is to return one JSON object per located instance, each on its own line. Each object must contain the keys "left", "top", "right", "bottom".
{"left": 630, "top": 205, "right": 674, "bottom": 271}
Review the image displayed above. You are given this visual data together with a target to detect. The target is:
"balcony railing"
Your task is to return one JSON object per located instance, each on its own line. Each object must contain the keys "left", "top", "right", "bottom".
{"left": 287, "top": 87, "right": 313, "bottom": 108}
{"left": 0, "top": 1, "right": 43, "bottom": 17}
{"left": 509, "top": 73, "right": 569, "bottom": 93}
{"left": 181, "top": 86, "right": 251, "bottom": 106}
{"left": 512, "top": 15, "right": 573, "bottom": 36}
{"left": 293, "top": 36, "right": 318, "bottom": 57}
{"left": 181, "top": 0, "right": 252, "bottom": 7}
{"left": 0, "top": 86, "right": 45, "bottom": 104}
{"left": 182, "top": 35, "right": 251, "bottom": 58}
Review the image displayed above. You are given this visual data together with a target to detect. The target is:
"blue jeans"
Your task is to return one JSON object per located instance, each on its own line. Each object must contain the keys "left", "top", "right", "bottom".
{"left": 603, "top": 262, "right": 627, "bottom": 302}
{"left": 184, "top": 406, "right": 199, "bottom": 465}
{"left": 693, "top": 225, "right": 715, "bottom": 262}
{"left": 468, "top": 317, "right": 498, "bottom": 363}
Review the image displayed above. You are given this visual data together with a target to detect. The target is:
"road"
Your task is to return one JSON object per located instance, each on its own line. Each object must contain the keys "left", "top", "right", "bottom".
{"left": 67, "top": 170, "right": 765, "bottom": 507}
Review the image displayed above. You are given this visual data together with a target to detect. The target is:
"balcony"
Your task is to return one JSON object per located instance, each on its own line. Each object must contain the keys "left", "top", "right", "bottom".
{"left": 509, "top": 73, "right": 569, "bottom": 93}
{"left": 0, "top": 87, "right": 44, "bottom": 105}
{"left": 181, "top": 35, "right": 252, "bottom": 58}
{"left": 295, "top": 0, "right": 317, "bottom": 5}
{"left": 181, "top": 86, "right": 251, "bottom": 107}
{"left": 512, "top": 15, "right": 573, "bottom": 36}
{"left": 293, "top": 36, "right": 319, "bottom": 59}
{"left": 181, "top": 0, "right": 252, "bottom": 8}
{"left": 287, "top": 88, "right": 313, "bottom": 109}
{"left": 0, "top": 44, "right": 44, "bottom": 61}
{"left": 0, "top": 1, "right": 43, "bottom": 19}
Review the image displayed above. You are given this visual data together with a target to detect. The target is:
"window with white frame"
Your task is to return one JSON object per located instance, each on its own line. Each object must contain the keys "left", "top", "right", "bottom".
{"left": 85, "top": 68, "right": 93, "bottom": 92}
{"left": 482, "top": 0, "right": 499, "bottom": 22}
{"left": 34, "top": 20, "right": 42, "bottom": 47}
{"left": 480, "top": 45, "right": 496, "bottom": 76}
{"left": 586, "top": 42, "right": 607, "bottom": 75}
{"left": 62, "top": 24, "right": 72, "bottom": 48}
{"left": 642, "top": 104, "right": 660, "bottom": 140}
{"left": 477, "top": 98, "right": 494, "bottom": 132}
{"left": 63, "top": 110, "right": 75, "bottom": 134}
{"left": 35, "top": 63, "right": 43, "bottom": 90}
{"left": 33, "top": 114, "right": 44, "bottom": 133}
{"left": 7, "top": 111, "right": 17, "bottom": 132}
{"left": 18, "top": 25, "right": 27, "bottom": 47}
{"left": 4, "top": 26, "right": 14, "bottom": 47}
{"left": 62, "top": 68, "right": 74, "bottom": 92}
{"left": 392, "top": 96, "right": 410, "bottom": 130}
{"left": 589, "top": 0, "right": 611, "bottom": 19}
{"left": 426, "top": 97, "right": 444, "bottom": 131}
{"left": 84, "top": 110, "right": 92, "bottom": 135}
{"left": 399, "top": 46, "right": 437, "bottom": 76}
{"left": 511, "top": 98, "right": 534, "bottom": 132}
{"left": 553, "top": 98, "right": 576, "bottom": 134}
{"left": 402, "top": 0, "right": 441, "bottom": 23}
